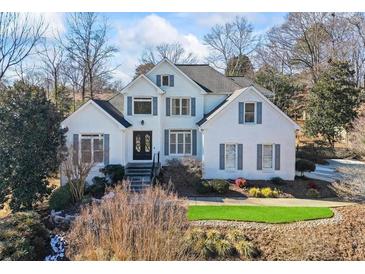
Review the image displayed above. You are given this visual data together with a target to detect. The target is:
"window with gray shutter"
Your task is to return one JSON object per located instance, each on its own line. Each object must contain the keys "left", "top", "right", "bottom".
{"left": 156, "top": 75, "right": 161, "bottom": 87}
{"left": 237, "top": 144, "right": 243, "bottom": 170}
{"left": 191, "top": 97, "right": 196, "bottom": 116}
{"left": 192, "top": 129, "right": 197, "bottom": 155}
{"left": 219, "top": 144, "right": 225, "bottom": 170}
{"left": 166, "top": 97, "right": 170, "bottom": 116}
{"left": 104, "top": 134, "right": 110, "bottom": 165}
{"left": 73, "top": 134, "right": 79, "bottom": 165}
{"left": 127, "top": 96, "right": 132, "bottom": 115}
{"left": 164, "top": 129, "right": 169, "bottom": 155}
{"left": 169, "top": 75, "right": 174, "bottom": 86}
{"left": 275, "top": 144, "right": 280, "bottom": 170}
{"left": 257, "top": 144, "right": 263, "bottom": 170}
{"left": 239, "top": 102, "right": 244, "bottom": 124}
{"left": 153, "top": 97, "right": 158, "bottom": 115}
{"left": 257, "top": 102, "right": 262, "bottom": 124}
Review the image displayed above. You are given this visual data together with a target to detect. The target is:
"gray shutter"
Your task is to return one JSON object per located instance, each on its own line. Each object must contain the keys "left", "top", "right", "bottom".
{"left": 127, "top": 96, "right": 132, "bottom": 115}
{"left": 219, "top": 144, "right": 225, "bottom": 170}
{"left": 192, "top": 129, "right": 197, "bottom": 156}
{"left": 257, "top": 102, "right": 262, "bottom": 124}
{"left": 239, "top": 102, "right": 244, "bottom": 124}
{"left": 275, "top": 144, "right": 280, "bottom": 170}
{"left": 257, "top": 144, "right": 263, "bottom": 170}
{"left": 169, "top": 75, "right": 174, "bottom": 87}
{"left": 156, "top": 75, "right": 161, "bottom": 87}
{"left": 191, "top": 97, "right": 196, "bottom": 116}
{"left": 104, "top": 134, "right": 110, "bottom": 165}
{"left": 153, "top": 97, "right": 158, "bottom": 115}
{"left": 73, "top": 134, "right": 79, "bottom": 165}
{"left": 237, "top": 144, "right": 243, "bottom": 170}
{"left": 166, "top": 97, "right": 170, "bottom": 116}
{"left": 164, "top": 129, "right": 169, "bottom": 155}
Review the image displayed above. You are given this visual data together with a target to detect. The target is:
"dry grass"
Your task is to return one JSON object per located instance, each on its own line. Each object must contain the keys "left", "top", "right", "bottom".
{"left": 333, "top": 166, "right": 365, "bottom": 201}
{"left": 66, "top": 185, "right": 195, "bottom": 260}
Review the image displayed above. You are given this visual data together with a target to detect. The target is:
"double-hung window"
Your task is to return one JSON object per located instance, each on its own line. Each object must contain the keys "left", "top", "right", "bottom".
{"left": 171, "top": 98, "right": 190, "bottom": 116}
{"left": 169, "top": 130, "right": 192, "bottom": 155}
{"left": 245, "top": 102, "right": 255, "bottom": 123}
{"left": 80, "top": 134, "right": 104, "bottom": 164}
{"left": 162, "top": 75, "right": 170, "bottom": 86}
{"left": 225, "top": 144, "right": 237, "bottom": 170}
{"left": 134, "top": 97, "right": 152, "bottom": 114}
{"left": 262, "top": 144, "right": 273, "bottom": 169}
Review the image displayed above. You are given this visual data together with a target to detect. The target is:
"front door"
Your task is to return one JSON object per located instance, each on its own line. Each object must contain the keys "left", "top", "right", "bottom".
{"left": 133, "top": 131, "right": 152, "bottom": 160}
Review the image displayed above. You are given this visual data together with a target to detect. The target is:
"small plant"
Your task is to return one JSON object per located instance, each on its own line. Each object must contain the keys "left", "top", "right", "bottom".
{"left": 295, "top": 159, "right": 316, "bottom": 177}
{"left": 195, "top": 181, "right": 212, "bottom": 194}
{"left": 271, "top": 177, "right": 285, "bottom": 185}
{"left": 248, "top": 187, "right": 279, "bottom": 198}
{"left": 248, "top": 187, "right": 262, "bottom": 197}
{"left": 100, "top": 164, "right": 125, "bottom": 184}
{"left": 49, "top": 184, "right": 73, "bottom": 211}
{"left": 235, "top": 178, "right": 247, "bottom": 188}
{"left": 85, "top": 176, "right": 108, "bottom": 198}
{"left": 306, "top": 188, "right": 320, "bottom": 198}
{"left": 210, "top": 180, "right": 230, "bottom": 194}
{"left": 307, "top": 181, "right": 319, "bottom": 190}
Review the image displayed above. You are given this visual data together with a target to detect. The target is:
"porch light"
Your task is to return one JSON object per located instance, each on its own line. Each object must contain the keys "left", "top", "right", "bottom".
{"left": 141, "top": 120, "right": 144, "bottom": 126}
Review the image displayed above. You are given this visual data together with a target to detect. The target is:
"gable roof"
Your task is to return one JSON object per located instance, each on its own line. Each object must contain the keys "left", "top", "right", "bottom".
{"left": 197, "top": 86, "right": 299, "bottom": 130}
{"left": 62, "top": 99, "right": 131, "bottom": 129}
{"left": 121, "top": 74, "right": 165, "bottom": 94}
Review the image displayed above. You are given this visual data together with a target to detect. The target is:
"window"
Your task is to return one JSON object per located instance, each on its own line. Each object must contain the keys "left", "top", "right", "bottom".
{"left": 245, "top": 102, "right": 255, "bottom": 123}
{"left": 162, "top": 75, "right": 169, "bottom": 86}
{"left": 134, "top": 97, "right": 152, "bottom": 114}
{"left": 80, "top": 134, "right": 104, "bottom": 164}
{"left": 169, "top": 130, "right": 192, "bottom": 155}
{"left": 171, "top": 98, "right": 190, "bottom": 116}
{"left": 225, "top": 144, "right": 237, "bottom": 170}
{"left": 263, "top": 144, "right": 273, "bottom": 169}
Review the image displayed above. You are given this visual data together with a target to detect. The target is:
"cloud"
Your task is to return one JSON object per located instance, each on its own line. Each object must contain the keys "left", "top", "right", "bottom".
{"left": 113, "top": 14, "right": 208, "bottom": 83}
{"left": 28, "top": 13, "right": 66, "bottom": 38}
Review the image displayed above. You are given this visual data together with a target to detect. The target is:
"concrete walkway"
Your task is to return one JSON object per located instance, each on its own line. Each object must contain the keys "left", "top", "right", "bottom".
{"left": 188, "top": 196, "right": 355, "bottom": 208}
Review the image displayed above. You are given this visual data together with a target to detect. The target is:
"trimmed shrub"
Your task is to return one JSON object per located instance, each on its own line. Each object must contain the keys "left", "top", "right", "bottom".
{"left": 271, "top": 177, "right": 285, "bottom": 185}
{"left": 306, "top": 188, "right": 320, "bottom": 198}
{"left": 163, "top": 158, "right": 202, "bottom": 188}
{"left": 210, "top": 180, "right": 230, "bottom": 194}
{"left": 100, "top": 164, "right": 125, "bottom": 184}
{"left": 0, "top": 211, "right": 50, "bottom": 260}
{"left": 49, "top": 184, "right": 73, "bottom": 211}
{"left": 248, "top": 187, "right": 261, "bottom": 197}
{"left": 295, "top": 159, "right": 316, "bottom": 177}
{"left": 85, "top": 177, "right": 108, "bottom": 198}
{"left": 195, "top": 181, "right": 212, "bottom": 194}
{"left": 235, "top": 178, "right": 247, "bottom": 188}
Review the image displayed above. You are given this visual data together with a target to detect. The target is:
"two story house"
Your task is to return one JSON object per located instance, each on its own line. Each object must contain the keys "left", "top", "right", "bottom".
{"left": 61, "top": 58, "right": 299, "bottom": 186}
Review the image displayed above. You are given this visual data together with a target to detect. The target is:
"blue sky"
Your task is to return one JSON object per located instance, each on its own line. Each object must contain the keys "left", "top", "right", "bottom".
{"left": 44, "top": 12, "right": 287, "bottom": 83}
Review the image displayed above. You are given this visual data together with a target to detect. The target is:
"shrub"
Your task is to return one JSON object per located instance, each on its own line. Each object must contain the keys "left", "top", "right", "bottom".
{"left": 195, "top": 181, "right": 212, "bottom": 194}
{"left": 100, "top": 164, "right": 125, "bottom": 184}
{"left": 49, "top": 184, "right": 73, "bottom": 211}
{"left": 248, "top": 187, "right": 279, "bottom": 198}
{"left": 0, "top": 211, "right": 50, "bottom": 260}
{"left": 210, "top": 180, "right": 230, "bottom": 194}
{"left": 163, "top": 158, "right": 202, "bottom": 188}
{"left": 85, "top": 177, "right": 108, "bottom": 198}
{"left": 307, "top": 182, "right": 319, "bottom": 190}
{"left": 295, "top": 159, "right": 316, "bottom": 177}
{"left": 67, "top": 185, "right": 191, "bottom": 260}
{"left": 306, "top": 188, "right": 320, "bottom": 198}
{"left": 271, "top": 177, "right": 285, "bottom": 185}
{"left": 235, "top": 178, "right": 247, "bottom": 188}
{"left": 248, "top": 187, "right": 262, "bottom": 197}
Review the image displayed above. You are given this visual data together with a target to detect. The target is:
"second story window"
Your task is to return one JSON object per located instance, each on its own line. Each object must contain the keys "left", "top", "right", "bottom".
{"left": 245, "top": 102, "right": 255, "bottom": 123}
{"left": 172, "top": 98, "right": 190, "bottom": 116}
{"left": 134, "top": 97, "right": 152, "bottom": 115}
{"left": 162, "top": 75, "right": 170, "bottom": 86}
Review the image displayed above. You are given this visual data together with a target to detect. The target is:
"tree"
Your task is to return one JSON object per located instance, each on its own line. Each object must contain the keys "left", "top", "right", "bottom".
{"left": 225, "top": 55, "right": 254, "bottom": 78}
{"left": 305, "top": 61, "right": 361, "bottom": 146}
{"left": 349, "top": 115, "right": 365, "bottom": 158}
{"left": 255, "top": 66, "right": 303, "bottom": 117}
{"left": 0, "top": 82, "right": 66, "bottom": 211}
{"left": 0, "top": 13, "right": 47, "bottom": 81}
{"left": 63, "top": 13, "right": 118, "bottom": 101}
{"left": 203, "top": 16, "right": 259, "bottom": 71}
{"left": 134, "top": 63, "right": 154, "bottom": 78}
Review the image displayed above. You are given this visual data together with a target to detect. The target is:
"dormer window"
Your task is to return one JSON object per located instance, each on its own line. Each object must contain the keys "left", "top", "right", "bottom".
{"left": 245, "top": 102, "right": 255, "bottom": 123}
{"left": 162, "top": 75, "right": 170, "bottom": 86}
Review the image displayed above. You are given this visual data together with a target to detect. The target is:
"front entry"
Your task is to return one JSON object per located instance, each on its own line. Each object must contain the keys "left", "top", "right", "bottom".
{"left": 133, "top": 131, "right": 152, "bottom": 160}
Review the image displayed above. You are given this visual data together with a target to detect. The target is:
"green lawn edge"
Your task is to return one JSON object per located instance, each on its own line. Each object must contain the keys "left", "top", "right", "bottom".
{"left": 187, "top": 205, "right": 334, "bottom": 224}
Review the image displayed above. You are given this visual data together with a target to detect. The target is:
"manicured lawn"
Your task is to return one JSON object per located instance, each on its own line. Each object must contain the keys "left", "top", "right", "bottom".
{"left": 188, "top": 205, "right": 334, "bottom": 224}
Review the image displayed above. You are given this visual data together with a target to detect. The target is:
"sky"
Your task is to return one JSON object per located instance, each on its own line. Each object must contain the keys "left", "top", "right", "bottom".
{"left": 42, "top": 12, "right": 287, "bottom": 84}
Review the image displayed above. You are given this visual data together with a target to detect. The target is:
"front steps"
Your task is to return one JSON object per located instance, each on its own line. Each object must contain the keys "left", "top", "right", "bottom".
{"left": 125, "top": 162, "right": 153, "bottom": 191}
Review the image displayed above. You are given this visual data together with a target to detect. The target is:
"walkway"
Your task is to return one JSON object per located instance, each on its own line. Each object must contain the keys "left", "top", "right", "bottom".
{"left": 187, "top": 196, "right": 355, "bottom": 207}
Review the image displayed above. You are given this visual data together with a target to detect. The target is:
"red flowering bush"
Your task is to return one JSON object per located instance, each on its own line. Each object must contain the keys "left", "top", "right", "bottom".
{"left": 235, "top": 178, "right": 247, "bottom": 188}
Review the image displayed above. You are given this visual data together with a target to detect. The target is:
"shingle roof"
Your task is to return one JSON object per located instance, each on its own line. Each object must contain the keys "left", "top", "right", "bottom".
{"left": 93, "top": 99, "right": 132, "bottom": 128}
{"left": 229, "top": 76, "right": 274, "bottom": 98}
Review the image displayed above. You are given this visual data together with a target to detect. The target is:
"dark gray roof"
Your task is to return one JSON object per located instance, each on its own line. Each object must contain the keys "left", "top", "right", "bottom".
{"left": 176, "top": 64, "right": 274, "bottom": 98}
{"left": 93, "top": 99, "right": 131, "bottom": 128}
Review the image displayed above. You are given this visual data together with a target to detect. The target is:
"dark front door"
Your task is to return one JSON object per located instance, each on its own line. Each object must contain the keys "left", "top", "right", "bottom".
{"left": 133, "top": 131, "right": 152, "bottom": 160}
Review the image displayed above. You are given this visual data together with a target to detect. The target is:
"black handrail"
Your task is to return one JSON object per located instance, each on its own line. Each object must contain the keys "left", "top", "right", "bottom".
{"left": 150, "top": 151, "right": 160, "bottom": 181}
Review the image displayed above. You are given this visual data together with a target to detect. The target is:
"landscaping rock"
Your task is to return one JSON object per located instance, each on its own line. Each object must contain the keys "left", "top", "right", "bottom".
{"left": 102, "top": 191, "right": 115, "bottom": 200}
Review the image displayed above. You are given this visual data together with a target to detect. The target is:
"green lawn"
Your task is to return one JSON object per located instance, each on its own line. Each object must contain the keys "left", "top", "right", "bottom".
{"left": 188, "top": 205, "right": 334, "bottom": 224}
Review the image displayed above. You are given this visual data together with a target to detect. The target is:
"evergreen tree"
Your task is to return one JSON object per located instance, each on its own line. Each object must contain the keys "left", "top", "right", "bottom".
{"left": 305, "top": 61, "right": 360, "bottom": 146}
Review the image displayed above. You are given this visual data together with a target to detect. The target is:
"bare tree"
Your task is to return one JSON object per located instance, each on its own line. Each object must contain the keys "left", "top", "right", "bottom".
{"left": 203, "top": 16, "right": 259, "bottom": 72}
{"left": 63, "top": 13, "right": 118, "bottom": 101}
{"left": 0, "top": 13, "right": 47, "bottom": 81}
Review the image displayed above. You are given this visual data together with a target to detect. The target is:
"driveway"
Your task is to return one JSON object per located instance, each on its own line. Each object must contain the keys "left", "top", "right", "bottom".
{"left": 188, "top": 196, "right": 355, "bottom": 208}
{"left": 304, "top": 159, "right": 365, "bottom": 183}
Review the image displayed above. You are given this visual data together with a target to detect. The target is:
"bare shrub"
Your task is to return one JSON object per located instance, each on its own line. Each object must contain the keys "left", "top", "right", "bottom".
{"left": 349, "top": 115, "right": 365, "bottom": 158}
{"left": 162, "top": 158, "right": 202, "bottom": 188}
{"left": 332, "top": 166, "right": 365, "bottom": 201}
{"left": 66, "top": 185, "right": 194, "bottom": 260}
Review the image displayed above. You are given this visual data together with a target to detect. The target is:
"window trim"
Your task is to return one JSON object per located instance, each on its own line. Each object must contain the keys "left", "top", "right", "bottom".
{"left": 262, "top": 144, "right": 274, "bottom": 171}
{"left": 170, "top": 97, "right": 191, "bottom": 116}
{"left": 133, "top": 97, "right": 153, "bottom": 115}
{"left": 224, "top": 143, "right": 238, "bottom": 171}
{"left": 169, "top": 129, "right": 192, "bottom": 156}
{"left": 244, "top": 102, "right": 256, "bottom": 124}
{"left": 79, "top": 133, "right": 104, "bottom": 165}
{"left": 161, "top": 74, "right": 170, "bottom": 87}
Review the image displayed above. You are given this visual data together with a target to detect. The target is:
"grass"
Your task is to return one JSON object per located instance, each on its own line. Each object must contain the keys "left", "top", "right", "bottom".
{"left": 188, "top": 205, "right": 334, "bottom": 224}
